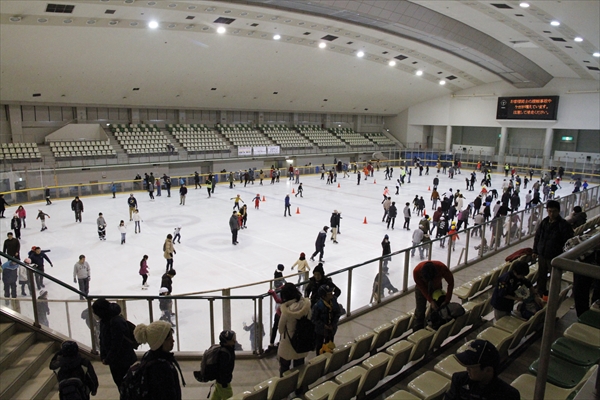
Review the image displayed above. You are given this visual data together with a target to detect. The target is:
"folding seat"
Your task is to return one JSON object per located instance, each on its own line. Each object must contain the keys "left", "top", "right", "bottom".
{"left": 529, "top": 354, "right": 594, "bottom": 388}
{"left": 304, "top": 375, "right": 360, "bottom": 400}
{"left": 407, "top": 371, "right": 450, "bottom": 400}
{"left": 462, "top": 300, "right": 485, "bottom": 327}
{"left": 427, "top": 319, "right": 455, "bottom": 351}
{"left": 334, "top": 353, "right": 389, "bottom": 398}
{"left": 578, "top": 309, "right": 600, "bottom": 329}
{"left": 371, "top": 323, "right": 394, "bottom": 353}
{"left": 476, "top": 327, "right": 514, "bottom": 360}
{"left": 447, "top": 308, "right": 470, "bottom": 338}
{"left": 434, "top": 354, "right": 465, "bottom": 379}
{"left": 511, "top": 373, "right": 580, "bottom": 400}
{"left": 551, "top": 337, "right": 600, "bottom": 366}
{"left": 564, "top": 322, "right": 600, "bottom": 348}
{"left": 384, "top": 340, "right": 413, "bottom": 376}
{"left": 407, "top": 329, "right": 434, "bottom": 362}
{"left": 322, "top": 342, "right": 352, "bottom": 375}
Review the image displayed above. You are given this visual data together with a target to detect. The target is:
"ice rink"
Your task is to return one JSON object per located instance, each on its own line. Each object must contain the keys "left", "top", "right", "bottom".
{"left": 0, "top": 166, "right": 584, "bottom": 351}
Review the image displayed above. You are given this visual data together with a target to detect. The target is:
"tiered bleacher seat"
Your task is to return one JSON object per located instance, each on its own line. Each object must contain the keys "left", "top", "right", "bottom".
{"left": 296, "top": 124, "right": 346, "bottom": 148}
{"left": 110, "top": 124, "right": 175, "bottom": 155}
{"left": 259, "top": 124, "right": 312, "bottom": 149}
{"left": 49, "top": 140, "right": 116, "bottom": 159}
{"left": 0, "top": 143, "right": 41, "bottom": 161}
{"left": 218, "top": 124, "right": 271, "bottom": 147}
{"left": 330, "top": 127, "right": 373, "bottom": 147}
{"left": 365, "top": 132, "right": 396, "bottom": 146}
{"left": 167, "top": 124, "right": 229, "bottom": 153}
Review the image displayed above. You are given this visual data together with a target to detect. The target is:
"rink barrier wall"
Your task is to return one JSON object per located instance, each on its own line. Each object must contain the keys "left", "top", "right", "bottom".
{"left": 1, "top": 185, "right": 598, "bottom": 356}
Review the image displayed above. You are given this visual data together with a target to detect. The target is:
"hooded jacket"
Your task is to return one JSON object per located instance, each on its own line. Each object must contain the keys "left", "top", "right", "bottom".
{"left": 49, "top": 352, "right": 99, "bottom": 396}
{"left": 92, "top": 302, "right": 136, "bottom": 366}
{"left": 277, "top": 297, "right": 312, "bottom": 360}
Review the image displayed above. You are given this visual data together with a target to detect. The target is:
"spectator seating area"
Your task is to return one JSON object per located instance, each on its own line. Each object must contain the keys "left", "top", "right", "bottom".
{"left": 49, "top": 140, "right": 116, "bottom": 159}
{"left": 296, "top": 124, "right": 346, "bottom": 148}
{"left": 110, "top": 124, "right": 175, "bottom": 155}
{"left": 259, "top": 124, "right": 312, "bottom": 149}
{"left": 217, "top": 124, "right": 271, "bottom": 147}
{"left": 365, "top": 132, "right": 397, "bottom": 146}
{"left": 330, "top": 127, "right": 373, "bottom": 147}
{"left": 0, "top": 143, "right": 40, "bottom": 161}
{"left": 167, "top": 124, "right": 229, "bottom": 153}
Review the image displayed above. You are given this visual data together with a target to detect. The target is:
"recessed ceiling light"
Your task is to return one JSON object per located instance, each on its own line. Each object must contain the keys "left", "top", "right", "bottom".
{"left": 415, "top": 70, "right": 423, "bottom": 76}
{"left": 168, "top": 23, "right": 176, "bottom": 28}
{"left": 148, "top": 20, "right": 159, "bottom": 29}
{"left": 168, "top": 3, "right": 177, "bottom": 8}
{"left": 319, "top": 42, "right": 326, "bottom": 49}
{"left": 187, "top": 5, "right": 196, "bottom": 10}
{"left": 109, "top": 20, "right": 118, "bottom": 25}
{"left": 217, "top": 26, "right": 226, "bottom": 34}
{"left": 87, "top": 19, "right": 96, "bottom": 25}
{"left": 388, "top": 60, "right": 396, "bottom": 66}
{"left": 439, "top": 80, "right": 446, "bottom": 85}
{"left": 38, "top": 18, "right": 48, "bottom": 23}
{"left": 593, "top": 52, "right": 600, "bottom": 57}
{"left": 551, "top": 20, "right": 560, "bottom": 26}
{"left": 356, "top": 51, "right": 365, "bottom": 58}
{"left": 63, "top": 19, "right": 73, "bottom": 24}
{"left": 9, "top": 16, "right": 21, "bottom": 22}
{"left": 130, "top": 21, "right": 138, "bottom": 26}
{"left": 519, "top": 2, "right": 530, "bottom": 8}
{"left": 574, "top": 37, "right": 583, "bottom": 42}
{"left": 273, "top": 34, "right": 281, "bottom": 40}
{"left": 185, "top": 25, "right": 194, "bottom": 30}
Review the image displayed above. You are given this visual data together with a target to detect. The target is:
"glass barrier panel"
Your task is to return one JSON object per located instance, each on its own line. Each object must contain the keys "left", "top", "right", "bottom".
{"left": 347, "top": 259, "right": 379, "bottom": 310}
{"left": 169, "top": 298, "right": 215, "bottom": 352}
{"left": 68, "top": 300, "right": 95, "bottom": 349}
{"left": 231, "top": 298, "right": 263, "bottom": 354}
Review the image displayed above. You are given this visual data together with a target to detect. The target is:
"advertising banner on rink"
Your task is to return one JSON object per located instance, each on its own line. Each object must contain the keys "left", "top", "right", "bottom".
{"left": 238, "top": 146, "right": 252, "bottom": 156}
{"left": 267, "top": 146, "right": 280, "bottom": 155}
{"left": 253, "top": 146, "right": 267, "bottom": 156}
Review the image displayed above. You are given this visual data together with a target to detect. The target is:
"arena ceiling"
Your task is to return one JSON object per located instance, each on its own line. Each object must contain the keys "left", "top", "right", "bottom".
{"left": 0, "top": 1, "right": 598, "bottom": 115}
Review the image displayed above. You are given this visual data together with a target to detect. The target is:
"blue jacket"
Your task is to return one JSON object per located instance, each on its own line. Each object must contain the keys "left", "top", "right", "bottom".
{"left": 311, "top": 297, "right": 341, "bottom": 336}
{"left": 284, "top": 196, "right": 290, "bottom": 206}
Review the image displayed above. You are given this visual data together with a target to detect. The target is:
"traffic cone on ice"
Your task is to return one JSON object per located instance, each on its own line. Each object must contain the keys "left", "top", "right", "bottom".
{"left": 296, "top": 207, "right": 301, "bottom": 214}
{"left": 292, "top": 188, "right": 295, "bottom": 194}
{"left": 428, "top": 186, "right": 431, "bottom": 191}
{"left": 363, "top": 217, "right": 368, "bottom": 224}
{"left": 338, "top": 183, "right": 340, "bottom": 188}
{"left": 262, "top": 195, "right": 266, "bottom": 201}
{"left": 374, "top": 179, "right": 377, "bottom": 184}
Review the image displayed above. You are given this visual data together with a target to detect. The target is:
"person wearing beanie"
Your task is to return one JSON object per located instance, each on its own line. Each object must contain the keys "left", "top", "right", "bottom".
{"left": 291, "top": 252, "right": 310, "bottom": 285}
{"left": 92, "top": 298, "right": 137, "bottom": 388}
{"left": 566, "top": 205, "right": 587, "bottom": 229}
{"left": 49, "top": 340, "right": 99, "bottom": 400}
{"left": 446, "top": 340, "right": 520, "bottom": 400}
{"left": 210, "top": 329, "right": 237, "bottom": 399}
{"left": 381, "top": 235, "right": 392, "bottom": 269}
{"left": 310, "top": 226, "right": 329, "bottom": 262}
{"left": 311, "top": 284, "right": 341, "bottom": 356}
{"left": 304, "top": 263, "right": 341, "bottom": 306}
{"left": 133, "top": 321, "right": 185, "bottom": 400}
{"left": 273, "top": 264, "right": 286, "bottom": 289}
{"left": 37, "top": 289, "right": 50, "bottom": 327}
{"left": 277, "top": 283, "right": 311, "bottom": 376}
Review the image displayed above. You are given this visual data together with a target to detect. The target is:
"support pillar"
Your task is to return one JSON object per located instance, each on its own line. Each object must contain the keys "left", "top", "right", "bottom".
{"left": 498, "top": 126, "right": 508, "bottom": 157}
{"left": 445, "top": 125, "right": 452, "bottom": 153}
{"left": 178, "top": 110, "right": 186, "bottom": 124}
{"left": 543, "top": 127, "right": 554, "bottom": 169}
{"left": 7, "top": 105, "right": 23, "bottom": 142}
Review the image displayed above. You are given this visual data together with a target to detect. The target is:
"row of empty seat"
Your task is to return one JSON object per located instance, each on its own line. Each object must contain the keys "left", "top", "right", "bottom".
{"left": 49, "top": 141, "right": 116, "bottom": 159}
{"left": 0, "top": 143, "right": 40, "bottom": 161}
{"left": 111, "top": 126, "right": 176, "bottom": 155}
{"left": 166, "top": 125, "right": 230, "bottom": 153}
{"left": 365, "top": 132, "right": 396, "bottom": 146}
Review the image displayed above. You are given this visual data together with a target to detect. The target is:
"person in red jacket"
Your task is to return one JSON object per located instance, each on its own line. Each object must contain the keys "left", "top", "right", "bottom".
{"left": 413, "top": 261, "right": 454, "bottom": 330}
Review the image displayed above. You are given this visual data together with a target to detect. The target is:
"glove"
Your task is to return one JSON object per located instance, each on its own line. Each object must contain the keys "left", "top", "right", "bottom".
{"left": 74, "top": 279, "right": 77, "bottom": 283}
{"left": 50, "top": 264, "right": 54, "bottom": 268}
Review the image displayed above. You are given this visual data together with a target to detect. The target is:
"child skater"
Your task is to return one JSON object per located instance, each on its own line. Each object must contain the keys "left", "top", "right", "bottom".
{"left": 37, "top": 210, "right": 50, "bottom": 231}
{"left": 173, "top": 226, "right": 181, "bottom": 243}
{"left": 139, "top": 255, "right": 149, "bottom": 289}
{"left": 97, "top": 213, "right": 107, "bottom": 241}
{"left": 295, "top": 183, "right": 303, "bottom": 198}
{"left": 230, "top": 194, "right": 244, "bottom": 211}
{"left": 252, "top": 194, "right": 261, "bottom": 210}
{"left": 133, "top": 209, "right": 142, "bottom": 234}
{"left": 118, "top": 220, "right": 127, "bottom": 244}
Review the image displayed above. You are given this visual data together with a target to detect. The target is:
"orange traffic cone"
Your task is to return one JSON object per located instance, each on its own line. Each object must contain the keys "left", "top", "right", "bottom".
{"left": 428, "top": 186, "right": 431, "bottom": 191}
{"left": 363, "top": 217, "right": 368, "bottom": 224}
{"left": 262, "top": 195, "right": 266, "bottom": 201}
{"left": 423, "top": 209, "right": 427, "bottom": 216}
{"left": 374, "top": 179, "right": 377, "bottom": 184}
{"left": 337, "top": 183, "right": 340, "bottom": 188}
{"left": 292, "top": 188, "right": 295, "bottom": 194}
{"left": 296, "top": 207, "right": 301, "bottom": 214}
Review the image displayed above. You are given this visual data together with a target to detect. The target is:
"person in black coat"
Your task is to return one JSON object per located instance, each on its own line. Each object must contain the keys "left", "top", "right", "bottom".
{"left": 161, "top": 269, "right": 176, "bottom": 294}
{"left": 3, "top": 232, "right": 20, "bottom": 260}
{"left": 11, "top": 215, "right": 21, "bottom": 240}
{"left": 329, "top": 211, "right": 341, "bottom": 244}
{"left": 310, "top": 226, "right": 329, "bottom": 262}
{"left": 387, "top": 202, "right": 398, "bottom": 229}
{"left": 28, "top": 246, "right": 53, "bottom": 289}
{"left": 71, "top": 196, "right": 84, "bottom": 222}
{"left": 304, "top": 263, "right": 341, "bottom": 306}
{"left": 92, "top": 299, "right": 137, "bottom": 388}
{"left": 49, "top": 340, "right": 98, "bottom": 400}
{"left": 133, "top": 321, "right": 185, "bottom": 400}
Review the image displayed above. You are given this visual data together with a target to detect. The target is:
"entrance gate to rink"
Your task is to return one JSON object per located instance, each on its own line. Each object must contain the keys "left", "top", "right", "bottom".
{"left": 1, "top": 185, "right": 599, "bottom": 355}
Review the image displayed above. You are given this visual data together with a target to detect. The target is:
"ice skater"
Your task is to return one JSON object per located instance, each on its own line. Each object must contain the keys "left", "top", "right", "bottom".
{"left": 36, "top": 210, "right": 50, "bottom": 231}
{"left": 139, "top": 255, "right": 149, "bottom": 289}
{"left": 231, "top": 194, "right": 244, "bottom": 211}
{"left": 97, "top": 213, "right": 107, "bottom": 240}
{"left": 284, "top": 194, "right": 291, "bottom": 217}
{"left": 45, "top": 187, "right": 52, "bottom": 205}
{"left": 118, "top": 220, "right": 127, "bottom": 244}
{"left": 295, "top": 183, "right": 303, "bottom": 198}
{"left": 253, "top": 194, "right": 261, "bottom": 209}
{"left": 310, "top": 226, "right": 329, "bottom": 262}
{"left": 71, "top": 196, "right": 84, "bottom": 222}
{"left": 173, "top": 226, "right": 181, "bottom": 243}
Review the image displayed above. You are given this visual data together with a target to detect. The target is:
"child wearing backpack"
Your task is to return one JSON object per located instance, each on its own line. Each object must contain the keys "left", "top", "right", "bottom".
{"left": 277, "top": 283, "right": 312, "bottom": 377}
{"left": 120, "top": 320, "right": 185, "bottom": 400}
{"left": 49, "top": 340, "right": 98, "bottom": 400}
{"left": 194, "top": 330, "right": 237, "bottom": 400}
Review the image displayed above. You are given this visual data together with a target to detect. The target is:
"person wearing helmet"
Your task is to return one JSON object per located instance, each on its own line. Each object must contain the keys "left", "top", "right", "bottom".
{"left": 413, "top": 261, "right": 454, "bottom": 330}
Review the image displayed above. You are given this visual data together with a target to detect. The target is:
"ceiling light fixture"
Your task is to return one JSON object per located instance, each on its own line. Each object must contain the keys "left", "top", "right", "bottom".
{"left": 593, "top": 52, "right": 600, "bottom": 57}
{"left": 415, "top": 70, "right": 423, "bottom": 76}
{"left": 519, "top": 2, "right": 530, "bottom": 8}
{"left": 217, "top": 26, "right": 226, "bottom": 34}
{"left": 439, "top": 80, "right": 446, "bottom": 85}
{"left": 319, "top": 42, "right": 326, "bottom": 49}
{"left": 9, "top": 16, "right": 21, "bottom": 22}
{"left": 356, "top": 51, "right": 365, "bottom": 58}
{"left": 273, "top": 34, "right": 281, "bottom": 40}
{"left": 574, "top": 37, "right": 583, "bottom": 42}
{"left": 148, "top": 20, "right": 159, "bottom": 29}
{"left": 550, "top": 20, "right": 560, "bottom": 26}
{"left": 388, "top": 60, "right": 396, "bottom": 66}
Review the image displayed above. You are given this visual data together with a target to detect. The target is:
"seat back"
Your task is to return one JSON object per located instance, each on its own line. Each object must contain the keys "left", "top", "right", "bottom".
{"left": 509, "top": 318, "right": 533, "bottom": 349}
{"left": 525, "top": 307, "right": 547, "bottom": 337}
{"left": 331, "top": 375, "right": 361, "bottom": 400}
{"left": 407, "top": 329, "right": 434, "bottom": 362}
{"left": 464, "top": 301, "right": 484, "bottom": 326}
{"left": 349, "top": 332, "right": 375, "bottom": 362}
{"left": 325, "top": 343, "right": 352, "bottom": 374}
{"left": 385, "top": 341, "right": 413, "bottom": 376}
{"left": 358, "top": 360, "right": 389, "bottom": 396}
{"left": 243, "top": 385, "right": 269, "bottom": 400}
{"left": 429, "top": 319, "right": 455, "bottom": 351}
{"left": 390, "top": 314, "right": 411, "bottom": 339}
{"left": 298, "top": 355, "right": 327, "bottom": 392}
{"left": 269, "top": 370, "right": 299, "bottom": 400}
{"left": 447, "top": 309, "right": 470, "bottom": 337}
{"left": 371, "top": 323, "right": 394, "bottom": 352}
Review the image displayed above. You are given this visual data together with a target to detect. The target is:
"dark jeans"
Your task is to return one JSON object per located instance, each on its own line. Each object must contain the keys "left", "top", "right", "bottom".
{"left": 74, "top": 211, "right": 82, "bottom": 222}
{"left": 403, "top": 218, "right": 410, "bottom": 229}
{"left": 77, "top": 278, "right": 90, "bottom": 300}
{"left": 573, "top": 273, "right": 600, "bottom": 317}
{"left": 165, "top": 258, "right": 173, "bottom": 271}
{"left": 387, "top": 217, "right": 396, "bottom": 229}
{"left": 4, "top": 282, "right": 16, "bottom": 298}
{"left": 35, "top": 273, "right": 45, "bottom": 289}
{"left": 109, "top": 360, "right": 135, "bottom": 388}
{"left": 232, "top": 229, "right": 238, "bottom": 244}
{"left": 141, "top": 274, "right": 148, "bottom": 286}
{"left": 279, "top": 357, "right": 305, "bottom": 377}
{"left": 311, "top": 248, "right": 324, "bottom": 261}
{"left": 173, "top": 233, "right": 180, "bottom": 243}
{"left": 270, "top": 314, "right": 281, "bottom": 345}
{"left": 414, "top": 288, "right": 428, "bottom": 330}
{"left": 537, "top": 256, "right": 552, "bottom": 295}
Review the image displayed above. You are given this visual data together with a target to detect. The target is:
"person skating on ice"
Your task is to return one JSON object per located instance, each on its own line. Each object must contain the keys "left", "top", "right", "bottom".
{"left": 295, "top": 183, "right": 303, "bottom": 198}
{"left": 252, "top": 194, "right": 261, "bottom": 209}
{"left": 71, "top": 196, "right": 84, "bottom": 223}
{"left": 127, "top": 194, "right": 138, "bottom": 220}
{"left": 310, "top": 226, "right": 329, "bottom": 262}
{"left": 173, "top": 226, "right": 181, "bottom": 243}
{"left": 37, "top": 210, "right": 50, "bottom": 231}
{"left": 230, "top": 194, "right": 244, "bottom": 211}
{"left": 133, "top": 209, "right": 143, "bottom": 233}
{"left": 97, "top": 213, "right": 107, "bottom": 240}
{"left": 284, "top": 194, "right": 291, "bottom": 217}
{"left": 140, "top": 255, "right": 149, "bottom": 289}
{"left": 118, "top": 220, "right": 127, "bottom": 244}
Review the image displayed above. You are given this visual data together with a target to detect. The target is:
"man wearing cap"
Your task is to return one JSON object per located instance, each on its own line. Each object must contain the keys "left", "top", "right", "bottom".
{"left": 310, "top": 226, "right": 329, "bottom": 262}
{"left": 127, "top": 194, "right": 137, "bottom": 221}
{"left": 330, "top": 211, "right": 341, "bottom": 244}
{"left": 445, "top": 339, "right": 520, "bottom": 400}
{"left": 533, "top": 199, "right": 574, "bottom": 296}
{"left": 28, "top": 246, "right": 53, "bottom": 289}
{"left": 413, "top": 261, "right": 454, "bottom": 330}
{"left": 211, "top": 330, "right": 237, "bottom": 400}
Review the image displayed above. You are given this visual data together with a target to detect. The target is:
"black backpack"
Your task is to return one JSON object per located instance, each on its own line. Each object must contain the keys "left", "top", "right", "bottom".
{"left": 193, "top": 344, "right": 225, "bottom": 383}
{"left": 58, "top": 377, "right": 87, "bottom": 400}
{"left": 287, "top": 315, "right": 315, "bottom": 354}
{"left": 119, "top": 358, "right": 161, "bottom": 400}
{"left": 428, "top": 302, "right": 465, "bottom": 330}
{"left": 112, "top": 317, "right": 140, "bottom": 350}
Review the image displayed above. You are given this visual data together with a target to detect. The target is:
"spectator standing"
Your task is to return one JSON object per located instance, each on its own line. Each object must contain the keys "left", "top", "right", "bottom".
{"left": 413, "top": 261, "right": 454, "bottom": 330}
{"left": 71, "top": 196, "right": 84, "bottom": 223}
{"left": 310, "top": 226, "right": 329, "bottom": 262}
{"left": 164, "top": 234, "right": 176, "bottom": 270}
{"left": 445, "top": 340, "right": 520, "bottom": 400}
{"left": 278, "top": 283, "right": 311, "bottom": 376}
{"left": 179, "top": 185, "right": 188, "bottom": 205}
{"left": 28, "top": 246, "right": 53, "bottom": 289}
{"left": 532, "top": 200, "right": 574, "bottom": 295}
{"left": 73, "top": 255, "right": 91, "bottom": 300}
{"left": 229, "top": 211, "right": 240, "bottom": 245}
{"left": 127, "top": 194, "right": 137, "bottom": 221}
{"left": 312, "top": 285, "right": 341, "bottom": 356}
{"left": 92, "top": 299, "right": 137, "bottom": 388}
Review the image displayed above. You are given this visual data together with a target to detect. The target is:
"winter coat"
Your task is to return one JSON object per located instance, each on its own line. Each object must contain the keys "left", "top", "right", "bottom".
{"left": 28, "top": 250, "right": 52, "bottom": 271}
{"left": 403, "top": 206, "right": 411, "bottom": 218}
{"left": 388, "top": 205, "right": 398, "bottom": 218}
{"left": 315, "top": 231, "right": 327, "bottom": 250}
{"left": 229, "top": 215, "right": 240, "bottom": 231}
{"left": 18, "top": 264, "right": 29, "bottom": 283}
{"left": 2, "top": 261, "right": 18, "bottom": 285}
{"left": 304, "top": 276, "right": 341, "bottom": 306}
{"left": 3, "top": 238, "right": 20, "bottom": 259}
{"left": 97, "top": 216, "right": 106, "bottom": 228}
{"left": 277, "top": 297, "right": 312, "bottom": 361}
{"left": 11, "top": 217, "right": 21, "bottom": 231}
{"left": 127, "top": 196, "right": 137, "bottom": 208}
{"left": 381, "top": 239, "right": 391, "bottom": 257}
{"left": 179, "top": 186, "right": 188, "bottom": 196}
{"left": 16, "top": 207, "right": 26, "bottom": 218}
{"left": 135, "top": 349, "right": 183, "bottom": 400}
{"left": 139, "top": 260, "right": 148, "bottom": 275}
{"left": 533, "top": 216, "right": 574, "bottom": 259}
{"left": 311, "top": 297, "right": 341, "bottom": 337}
{"left": 95, "top": 303, "right": 136, "bottom": 366}
{"left": 568, "top": 211, "right": 587, "bottom": 229}
{"left": 291, "top": 259, "right": 310, "bottom": 273}
{"left": 71, "top": 200, "right": 84, "bottom": 212}
{"left": 163, "top": 239, "right": 174, "bottom": 259}
{"left": 49, "top": 352, "right": 99, "bottom": 397}
{"left": 330, "top": 213, "right": 340, "bottom": 228}
{"left": 412, "top": 228, "right": 424, "bottom": 244}
{"left": 161, "top": 274, "right": 173, "bottom": 293}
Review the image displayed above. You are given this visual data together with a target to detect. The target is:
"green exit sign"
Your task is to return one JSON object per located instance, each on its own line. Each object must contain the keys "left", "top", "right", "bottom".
{"left": 561, "top": 136, "right": 573, "bottom": 141}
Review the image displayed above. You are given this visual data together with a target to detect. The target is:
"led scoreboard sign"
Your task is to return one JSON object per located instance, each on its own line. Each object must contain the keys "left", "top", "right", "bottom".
{"left": 496, "top": 96, "right": 559, "bottom": 120}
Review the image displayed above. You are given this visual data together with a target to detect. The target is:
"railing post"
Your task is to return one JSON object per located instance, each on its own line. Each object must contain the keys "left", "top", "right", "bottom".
{"left": 209, "top": 299, "right": 215, "bottom": 345}
{"left": 148, "top": 299, "right": 154, "bottom": 322}
{"left": 403, "top": 251, "right": 410, "bottom": 293}
{"left": 66, "top": 302, "right": 72, "bottom": 339}
{"left": 174, "top": 299, "right": 180, "bottom": 351}
{"left": 447, "top": 235, "right": 452, "bottom": 267}
{"left": 346, "top": 269, "right": 352, "bottom": 317}
{"left": 28, "top": 268, "right": 40, "bottom": 328}
{"left": 257, "top": 297, "right": 264, "bottom": 354}
{"left": 222, "top": 288, "right": 231, "bottom": 330}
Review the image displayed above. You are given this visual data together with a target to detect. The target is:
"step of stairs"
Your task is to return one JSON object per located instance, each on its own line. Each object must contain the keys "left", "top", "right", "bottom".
{"left": 11, "top": 355, "right": 58, "bottom": 400}
{"left": 0, "top": 331, "right": 36, "bottom": 373}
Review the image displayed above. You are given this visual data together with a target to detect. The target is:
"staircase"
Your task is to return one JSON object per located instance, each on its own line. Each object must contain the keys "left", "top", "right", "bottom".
{"left": 0, "top": 319, "right": 58, "bottom": 400}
